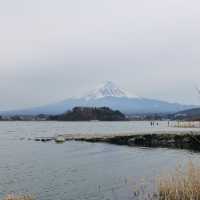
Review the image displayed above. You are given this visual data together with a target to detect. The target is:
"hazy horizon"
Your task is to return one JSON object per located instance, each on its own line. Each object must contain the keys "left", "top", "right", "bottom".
{"left": 1, "top": 0, "right": 200, "bottom": 110}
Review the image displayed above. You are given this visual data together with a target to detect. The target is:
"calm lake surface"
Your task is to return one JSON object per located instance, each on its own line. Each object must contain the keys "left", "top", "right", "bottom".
{"left": 0, "top": 121, "right": 200, "bottom": 200}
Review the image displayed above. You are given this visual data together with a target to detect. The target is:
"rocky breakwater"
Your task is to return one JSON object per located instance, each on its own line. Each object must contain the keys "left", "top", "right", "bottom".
{"left": 127, "top": 133, "right": 200, "bottom": 150}
{"left": 63, "top": 132, "right": 200, "bottom": 151}
{"left": 35, "top": 132, "right": 200, "bottom": 151}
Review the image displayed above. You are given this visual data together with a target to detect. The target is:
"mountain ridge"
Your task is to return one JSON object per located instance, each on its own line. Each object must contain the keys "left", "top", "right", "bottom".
{"left": 0, "top": 81, "right": 197, "bottom": 116}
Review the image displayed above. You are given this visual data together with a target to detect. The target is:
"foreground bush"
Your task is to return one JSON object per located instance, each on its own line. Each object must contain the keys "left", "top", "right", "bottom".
{"left": 158, "top": 161, "right": 200, "bottom": 200}
{"left": 3, "top": 195, "right": 33, "bottom": 200}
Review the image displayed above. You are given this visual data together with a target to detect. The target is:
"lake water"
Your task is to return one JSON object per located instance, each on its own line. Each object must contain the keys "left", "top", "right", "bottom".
{"left": 0, "top": 121, "right": 200, "bottom": 200}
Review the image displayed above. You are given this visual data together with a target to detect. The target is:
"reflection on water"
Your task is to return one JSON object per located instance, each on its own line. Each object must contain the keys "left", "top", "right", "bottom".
{"left": 0, "top": 121, "right": 199, "bottom": 200}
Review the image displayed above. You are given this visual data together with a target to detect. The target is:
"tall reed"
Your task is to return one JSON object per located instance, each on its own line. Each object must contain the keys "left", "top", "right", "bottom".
{"left": 3, "top": 195, "right": 33, "bottom": 200}
{"left": 158, "top": 161, "right": 200, "bottom": 200}
{"left": 4, "top": 161, "right": 200, "bottom": 200}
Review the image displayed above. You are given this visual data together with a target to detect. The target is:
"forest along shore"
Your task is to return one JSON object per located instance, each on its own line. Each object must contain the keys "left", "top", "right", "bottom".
{"left": 34, "top": 131, "right": 200, "bottom": 151}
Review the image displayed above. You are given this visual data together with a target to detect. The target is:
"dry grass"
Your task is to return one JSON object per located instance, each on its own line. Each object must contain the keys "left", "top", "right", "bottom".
{"left": 3, "top": 195, "right": 33, "bottom": 200}
{"left": 4, "top": 162, "right": 200, "bottom": 200}
{"left": 158, "top": 161, "right": 200, "bottom": 200}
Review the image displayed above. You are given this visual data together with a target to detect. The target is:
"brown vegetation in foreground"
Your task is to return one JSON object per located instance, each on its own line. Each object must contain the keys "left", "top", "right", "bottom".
{"left": 158, "top": 161, "right": 200, "bottom": 200}
{"left": 3, "top": 195, "right": 33, "bottom": 200}
{"left": 4, "top": 161, "right": 200, "bottom": 200}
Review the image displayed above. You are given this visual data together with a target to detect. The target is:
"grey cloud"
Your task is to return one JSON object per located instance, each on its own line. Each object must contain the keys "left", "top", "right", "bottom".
{"left": 0, "top": 0, "right": 200, "bottom": 110}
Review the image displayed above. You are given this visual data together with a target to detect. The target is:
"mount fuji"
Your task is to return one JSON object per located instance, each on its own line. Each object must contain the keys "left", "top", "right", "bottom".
{"left": 1, "top": 81, "right": 196, "bottom": 116}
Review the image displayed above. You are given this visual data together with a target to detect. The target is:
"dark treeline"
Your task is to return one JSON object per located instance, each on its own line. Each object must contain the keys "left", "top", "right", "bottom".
{"left": 48, "top": 107, "right": 126, "bottom": 121}
{"left": 1, "top": 107, "right": 200, "bottom": 121}
{"left": 0, "top": 107, "right": 126, "bottom": 121}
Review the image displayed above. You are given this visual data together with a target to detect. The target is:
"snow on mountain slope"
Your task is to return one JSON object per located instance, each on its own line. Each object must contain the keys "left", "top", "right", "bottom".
{"left": 0, "top": 81, "right": 196, "bottom": 116}
{"left": 83, "top": 81, "right": 139, "bottom": 100}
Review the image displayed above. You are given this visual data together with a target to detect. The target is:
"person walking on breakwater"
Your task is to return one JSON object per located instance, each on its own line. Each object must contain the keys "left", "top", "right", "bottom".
{"left": 150, "top": 121, "right": 155, "bottom": 126}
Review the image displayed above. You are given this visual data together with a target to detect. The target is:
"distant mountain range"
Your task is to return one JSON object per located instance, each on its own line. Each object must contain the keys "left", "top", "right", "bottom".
{"left": 0, "top": 81, "right": 197, "bottom": 116}
{"left": 174, "top": 108, "right": 200, "bottom": 120}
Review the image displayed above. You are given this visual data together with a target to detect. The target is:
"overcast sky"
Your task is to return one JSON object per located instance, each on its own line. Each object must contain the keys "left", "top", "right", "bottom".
{"left": 1, "top": 0, "right": 200, "bottom": 110}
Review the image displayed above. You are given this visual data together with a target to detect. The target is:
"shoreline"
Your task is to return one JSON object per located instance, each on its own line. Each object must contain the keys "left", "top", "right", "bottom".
{"left": 35, "top": 131, "right": 200, "bottom": 151}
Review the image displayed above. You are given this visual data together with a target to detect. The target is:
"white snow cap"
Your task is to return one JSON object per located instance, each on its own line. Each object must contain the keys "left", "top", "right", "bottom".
{"left": 84, "top": 81, "right": 139, "bottom": 100}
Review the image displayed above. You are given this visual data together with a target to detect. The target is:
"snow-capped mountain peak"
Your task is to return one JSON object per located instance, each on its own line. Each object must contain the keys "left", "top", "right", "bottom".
{"left": 1, "top": 81, "right": 195, "bottom": 116}
{"left": 83, "top": 81, "right": 139, "bottom": 100}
